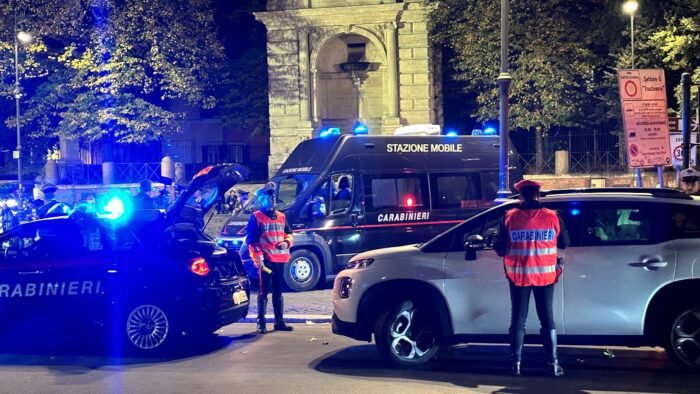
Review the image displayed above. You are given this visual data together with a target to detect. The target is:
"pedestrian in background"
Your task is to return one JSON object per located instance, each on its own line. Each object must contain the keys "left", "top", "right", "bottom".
{"left": 680, "top": 168, "right": 700, "bottom": 196}
{"left": 36, "top": 184, "right": 59, "bottom": 218}
{"left": 493, "top": 180, "right": 569, "bottom": 377}
{"left": 133, "top": 179, "right": 155, "bottom": 210}
{"left": 246, "top": 182, "right": 295, "bottom": 334}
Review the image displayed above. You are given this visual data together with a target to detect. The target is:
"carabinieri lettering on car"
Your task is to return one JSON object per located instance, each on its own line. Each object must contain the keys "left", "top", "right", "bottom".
{"left": 0, "top": 280, "right": 102, "bottom": 298}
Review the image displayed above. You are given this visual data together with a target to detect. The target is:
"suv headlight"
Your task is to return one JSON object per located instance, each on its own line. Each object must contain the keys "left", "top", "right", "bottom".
{"left": 346, "top": 258, "right": 374, "bottom": 269}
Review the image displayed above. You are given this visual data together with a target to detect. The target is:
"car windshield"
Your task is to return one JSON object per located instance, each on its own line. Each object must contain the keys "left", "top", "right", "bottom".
{"left": 244, "top": 174, "right": 318, "bottom": 213}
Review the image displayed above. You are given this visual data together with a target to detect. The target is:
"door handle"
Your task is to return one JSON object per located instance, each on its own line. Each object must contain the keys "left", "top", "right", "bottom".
{"left": 18, "top": 270, "right": 44, "bottom": 275}
{"left": 630, "top": 256, "right": 668, "bottom": 270}
{"left": 350, "top": 213, "right": 358, "bottom": 227}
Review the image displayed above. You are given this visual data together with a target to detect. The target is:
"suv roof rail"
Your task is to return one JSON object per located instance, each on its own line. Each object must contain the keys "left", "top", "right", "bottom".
{"left": 535, "top": 187, "right": 692, "bottom": 200}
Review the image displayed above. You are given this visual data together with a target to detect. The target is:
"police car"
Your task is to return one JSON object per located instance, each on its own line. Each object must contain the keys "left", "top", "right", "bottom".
{"left": 0, "top": 164, "right": 251, "bottom": 353}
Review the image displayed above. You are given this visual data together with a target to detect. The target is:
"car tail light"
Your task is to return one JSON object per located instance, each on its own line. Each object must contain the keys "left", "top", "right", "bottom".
{"left": 190, "top": 257, "right": 211, "bottom": 276}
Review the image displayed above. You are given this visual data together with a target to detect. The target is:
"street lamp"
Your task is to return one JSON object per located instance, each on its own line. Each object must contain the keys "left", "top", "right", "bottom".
{"left": 623, "top": 0, "right": 638, "bottom": 69}
{"left": 623, "top": 0, "right": 643, "bottom": 186}
{"left": 14, "top": 26, "right": 33, "bottom": 208}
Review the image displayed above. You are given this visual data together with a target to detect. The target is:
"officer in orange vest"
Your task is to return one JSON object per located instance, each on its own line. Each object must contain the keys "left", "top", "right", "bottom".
{"left": 246, "top": 182, "right": 295, "bottom": 334}
{"left": 493, "top": 179, "right": 569, "bottom": 377}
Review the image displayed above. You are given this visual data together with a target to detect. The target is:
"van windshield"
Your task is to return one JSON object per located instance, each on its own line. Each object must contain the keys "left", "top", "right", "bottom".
{"left": 243, "top": 174, "right": 318, "bottom": 213}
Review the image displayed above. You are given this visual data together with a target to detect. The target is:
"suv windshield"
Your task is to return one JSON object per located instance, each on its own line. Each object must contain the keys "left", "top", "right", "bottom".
{"left": 244, "top": 174, "right": 318, "bottom": 213}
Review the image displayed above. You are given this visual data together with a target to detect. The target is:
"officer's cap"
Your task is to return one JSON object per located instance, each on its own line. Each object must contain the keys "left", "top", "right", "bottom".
{"left": 41, "top": 183, "right": 57, "bottom": 193}
{"left": 256, "top": 182, "right": 276, "bottom": 197}
{"left": 514, "top": 179, "right": 541, "bottom": 192}
{"left": 680, "top": 168, "right": 699, "bottom": 180}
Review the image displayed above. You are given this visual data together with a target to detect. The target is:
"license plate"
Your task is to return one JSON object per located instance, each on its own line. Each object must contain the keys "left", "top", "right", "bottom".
{"left": 233, "top": 290, "right": 248, "bottom": 305}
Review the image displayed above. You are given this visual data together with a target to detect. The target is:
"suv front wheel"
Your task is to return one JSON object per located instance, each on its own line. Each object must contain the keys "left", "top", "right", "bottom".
{"left": 665, "top": 303, "right": 700, "bottom": 372}
{"left": 374, "top": 300, "right": 439, "bottom": 367}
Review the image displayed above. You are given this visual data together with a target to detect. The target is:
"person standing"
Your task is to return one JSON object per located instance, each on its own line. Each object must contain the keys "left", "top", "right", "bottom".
{"left": 133, "top": 180, "right": 155, "bottom": 210}
{"left": 36, "top": 184, "right": 59, "bottom": 218}
{"left": 246, "top": 182, "right": 295, "bottom": 334}
{"left": 493, "top": 180, "right": 569, "bottom": 377}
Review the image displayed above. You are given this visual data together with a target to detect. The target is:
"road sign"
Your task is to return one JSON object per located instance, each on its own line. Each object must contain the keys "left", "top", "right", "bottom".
{"left": 12, "top": 150, "right": 19, "bottom": 159}
{"left": 618, "top": 69, "right": 673, "bottom": 168}
{"left": 670, "top": 132, "right": 697, "bottom": 167}
{"left": 669, "top": 117, "right": 680, "bottom": 133}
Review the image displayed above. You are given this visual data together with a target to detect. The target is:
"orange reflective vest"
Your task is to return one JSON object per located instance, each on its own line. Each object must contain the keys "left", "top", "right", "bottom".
{"left": 248, "top": 210, "right": 294, "bottom": 263}
{"left": 503, "top": 207, "right": 560, "bottom": 287}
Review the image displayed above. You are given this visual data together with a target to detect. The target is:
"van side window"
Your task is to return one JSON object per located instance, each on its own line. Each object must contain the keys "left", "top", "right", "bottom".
{"left": 331, "top": 174, "right": 353, "bottom": 213}
{"left": 363, "top": 174, "right": 428, "bottom": 212}
{"left": 430, "top": 173, "right": 482, "bottom": 209}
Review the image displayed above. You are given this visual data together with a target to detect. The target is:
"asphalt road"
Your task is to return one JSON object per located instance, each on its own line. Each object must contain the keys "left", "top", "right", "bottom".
{"left": 0, "top": 323, "right": 697, "bottom": 394}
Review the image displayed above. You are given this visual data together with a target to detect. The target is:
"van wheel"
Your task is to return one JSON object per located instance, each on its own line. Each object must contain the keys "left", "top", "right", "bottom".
{"left": 374, "top": 300, "right": 439, "bottom": 367}
{"left": 123, "top": 303, "right": 175, "bottom": 353}
{"left": 284, "top": 250, "right": 322, "bottom": 292}
{"left": 665, "top": 303, "right": 700, "bottom": 372}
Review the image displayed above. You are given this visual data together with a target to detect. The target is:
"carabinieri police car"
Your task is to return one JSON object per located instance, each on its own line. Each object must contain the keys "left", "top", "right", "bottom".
{"left": 0, "top": 164, "right": 251, "bottom": 353}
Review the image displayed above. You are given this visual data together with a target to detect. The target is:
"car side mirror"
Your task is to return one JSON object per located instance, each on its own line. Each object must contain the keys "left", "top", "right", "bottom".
{"left": 483, "top": 228, "right": 498, "bottom": 249}
{"left": 464, "top": 234, "right": 485, "bottom": 261}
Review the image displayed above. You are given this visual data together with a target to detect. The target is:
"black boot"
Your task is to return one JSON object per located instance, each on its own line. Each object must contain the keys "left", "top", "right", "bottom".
{"left": 257, "top": 297, "right": 267, "bottom": 334}
{"left": 509, "top": 328, "right": 525, "bottom": 376}
{"left": 273, "top": 297, "right": 293, "bottom": 331}
{"left": 541, "top": 328, "right": 564, "bottom": 377}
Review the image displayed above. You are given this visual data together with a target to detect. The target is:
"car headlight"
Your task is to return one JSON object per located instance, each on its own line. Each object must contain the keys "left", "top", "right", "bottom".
{"left": 346, "top": 258, "right": 374, "bottom": 269}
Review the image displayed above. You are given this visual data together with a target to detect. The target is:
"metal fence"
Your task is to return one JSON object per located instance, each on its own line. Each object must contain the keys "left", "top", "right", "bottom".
{"left": 513, "top": 128, "right": 625, "bottom": 174}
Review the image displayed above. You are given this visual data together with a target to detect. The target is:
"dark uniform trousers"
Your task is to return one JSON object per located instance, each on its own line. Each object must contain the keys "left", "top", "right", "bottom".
{"left": 258, "top": 261, "right": 286, "bottom": 324}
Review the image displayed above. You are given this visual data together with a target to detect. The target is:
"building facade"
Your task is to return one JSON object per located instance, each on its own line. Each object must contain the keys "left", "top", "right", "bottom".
{"left": 256, "top": 0, "right": 443, "bottom": 174}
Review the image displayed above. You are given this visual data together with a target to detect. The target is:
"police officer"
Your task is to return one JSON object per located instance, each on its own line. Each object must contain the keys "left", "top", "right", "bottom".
{"left": 493, "top": 180, "right": 569, "bottom": 377}
{"left": 36, "top": 184, "right": 59, "bottom": 218}
{"left": 246, "top": 182, "right": 295, "bottom": 334}
{"left": 680, "top": 168, "right": 700, "bottom": 196}
{"left": 133, "top": 179, "right": 155, "bottom": 210}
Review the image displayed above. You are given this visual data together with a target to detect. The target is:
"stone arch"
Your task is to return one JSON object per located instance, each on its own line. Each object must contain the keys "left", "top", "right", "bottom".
{"left": 311, "top": 27, "right": 387, "bottom": 135}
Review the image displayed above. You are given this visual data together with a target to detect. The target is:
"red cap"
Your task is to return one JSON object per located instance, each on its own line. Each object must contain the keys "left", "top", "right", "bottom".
{"left": 514, "top": 179, "right": 542, "bottom": 191}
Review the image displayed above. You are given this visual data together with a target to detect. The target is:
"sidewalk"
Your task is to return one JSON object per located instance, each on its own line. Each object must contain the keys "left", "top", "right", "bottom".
{"left": 243, "top": 288, "right": 334, "bottom": 323}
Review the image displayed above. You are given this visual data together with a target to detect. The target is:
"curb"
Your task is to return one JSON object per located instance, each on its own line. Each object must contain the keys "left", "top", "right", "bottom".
{"left": 240, "top": 314, "right": 332, "bottom": 324}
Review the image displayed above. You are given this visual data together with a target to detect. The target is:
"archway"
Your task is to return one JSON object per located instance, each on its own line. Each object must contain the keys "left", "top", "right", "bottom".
{"left": 314, "top": 32, "right": 385, "bottom": 135}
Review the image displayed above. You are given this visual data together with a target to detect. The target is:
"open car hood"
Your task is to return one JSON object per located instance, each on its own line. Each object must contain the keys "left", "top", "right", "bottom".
{"left": 167, "top": 164, "right": 249, "bottom": 228}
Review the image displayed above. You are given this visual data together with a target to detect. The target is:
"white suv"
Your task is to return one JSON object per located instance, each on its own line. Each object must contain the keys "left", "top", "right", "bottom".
{"left": 332, "top": 189, "right": 700, "bottom": 371}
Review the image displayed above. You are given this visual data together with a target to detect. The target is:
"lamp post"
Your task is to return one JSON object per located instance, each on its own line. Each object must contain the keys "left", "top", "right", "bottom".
{"left": 623, "top": 0, "right": 644, "bottom": 187}
{"left": 496, "top": 0, "right": 512, "bottom": 200}
{"left": 14, "top": 14, "right": 33, "bottom": 209}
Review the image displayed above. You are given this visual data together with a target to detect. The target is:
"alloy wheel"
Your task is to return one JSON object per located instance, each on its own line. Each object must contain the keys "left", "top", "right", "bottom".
{"left": 126, "top": 305, "right": 170, "bottom": 350}
{"left": 672, "top": 308, "right": 700, "bottom": 368}
{"left": 291, "top": 257, "right": 313, "bottom": 283}
{"left": 388, "top": 309, "right": 436, "bottom": 361}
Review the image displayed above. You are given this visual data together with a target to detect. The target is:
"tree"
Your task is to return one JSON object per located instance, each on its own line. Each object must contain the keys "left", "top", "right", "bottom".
{"left": 427, "top": 0, "right": 625, "bottom": 171}
{"left": 0, "top": 0, "right": 227, "bottom": 163}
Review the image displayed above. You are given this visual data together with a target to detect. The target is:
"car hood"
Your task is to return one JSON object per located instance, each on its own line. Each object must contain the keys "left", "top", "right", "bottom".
{"left": 351, "top": 244, "right": 421, "bottom": 262}
{"left": 167, "top": 164, "right": 249, "bottom": 229}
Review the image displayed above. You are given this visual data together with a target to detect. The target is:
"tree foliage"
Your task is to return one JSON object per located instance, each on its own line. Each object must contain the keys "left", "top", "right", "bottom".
{"left": 0, "top": 0, "right": 227, "bottom": 145}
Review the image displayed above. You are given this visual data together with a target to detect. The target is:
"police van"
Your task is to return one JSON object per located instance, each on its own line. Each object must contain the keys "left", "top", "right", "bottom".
{"left": 217, "top": 135, "right": 521, "bottom": 292}
{"left": 0, "top": 164, "right": 251, "bottom": 353}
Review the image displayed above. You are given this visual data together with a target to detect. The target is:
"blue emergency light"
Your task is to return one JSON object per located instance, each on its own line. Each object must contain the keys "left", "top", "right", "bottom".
{"left": 319, "top": 127, "right": 341, "bottom": 138}
{"left": 445, "top": 129, "right": 459, "bottom": 137}
{"left": 353, "top": 122, "right": 368, "bottom": 135}
{"left": 483, "top": 127, "right": 497, "bottom": 135}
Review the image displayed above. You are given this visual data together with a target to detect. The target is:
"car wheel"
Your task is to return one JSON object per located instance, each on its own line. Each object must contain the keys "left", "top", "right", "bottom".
{"left": 374, "top": 300, "right": 439, "bottom": 367}
{"left": 124, "top": 303, "right": 174, "bottom": 352}
{"left": 665, "top": 303, "right": 700, "bottom": 372}
{"left": 284, "top": 249, "right": 322, "bottom": 292}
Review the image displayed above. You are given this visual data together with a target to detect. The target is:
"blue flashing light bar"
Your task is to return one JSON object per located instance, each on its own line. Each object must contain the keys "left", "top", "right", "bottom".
{"left": 445, "top": 128, "right": 459, "bottom": 137}
{"left": 483, "top": 127, "right": 497, "bottom": 135}
{"left": 319, "top": 127, "right": 341, "bottom": 138}
{"left": 353, "top": 122, "right": 368, "bottom": 135}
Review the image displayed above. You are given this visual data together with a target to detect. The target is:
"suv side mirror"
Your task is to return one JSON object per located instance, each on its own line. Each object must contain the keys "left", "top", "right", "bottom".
{"left": 464, "top": 234, "right": 485, "bottom": 261}
{"left": 483, "top": 227, "right": 498, "bottom": 249}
